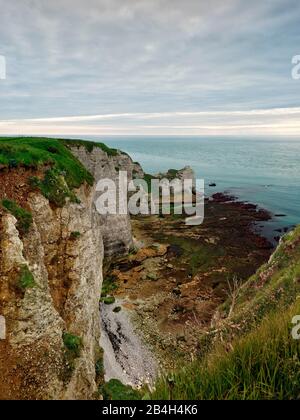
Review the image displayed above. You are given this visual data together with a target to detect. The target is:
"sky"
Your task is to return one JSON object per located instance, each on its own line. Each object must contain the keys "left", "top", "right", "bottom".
{"left": 1, "top": 0, "right": 300, "bottom": 136}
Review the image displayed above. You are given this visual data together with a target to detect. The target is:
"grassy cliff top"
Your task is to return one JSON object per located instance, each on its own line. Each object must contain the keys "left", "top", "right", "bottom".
{"left": 0, "top": 137, "right": 119, "bottom": 189}
{"left": 61, "top": 138, "right": 119, "bottom": 156}
{"left": 0, "top": 137, "right": 121, "bottom": 209}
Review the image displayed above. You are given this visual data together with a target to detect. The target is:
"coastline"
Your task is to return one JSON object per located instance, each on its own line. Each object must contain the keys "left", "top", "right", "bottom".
{"left": 101, "top": 192, "right": 275, "bottom": 375}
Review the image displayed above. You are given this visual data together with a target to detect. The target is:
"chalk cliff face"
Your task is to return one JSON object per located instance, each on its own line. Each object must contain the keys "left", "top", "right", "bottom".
{"left": 0, "top": 183, "right": 103, "bottom": 399}
{"left": 70, "top": 146, "right": 144, "bottom": 257}
{"left": 0, "top": 142, "right": 143, "bottom": 400}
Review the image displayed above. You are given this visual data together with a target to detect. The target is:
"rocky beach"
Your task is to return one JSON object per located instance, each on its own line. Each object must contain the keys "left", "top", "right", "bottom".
{"left": 101, "top": 189, "right": 275, "bottom": 377}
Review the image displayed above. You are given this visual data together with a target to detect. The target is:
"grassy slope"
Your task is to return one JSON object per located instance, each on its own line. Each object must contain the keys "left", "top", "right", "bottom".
{"left": 60, "top": 138, "right": 119, "bottom": 157}
{"left": 152, "top": 227, "right": 300, "bottom": 400}
{"left": 0, "top": 137, "right": 120, "bottom": 210}
{"left": 0, "top": 137, "right": 95, "bottom": 187}
{"left": 0, "top": 136, "right": 123, "bottom": 202}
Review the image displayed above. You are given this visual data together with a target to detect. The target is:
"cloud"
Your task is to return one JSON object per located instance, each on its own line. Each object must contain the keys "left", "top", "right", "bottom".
{"left": 0, "top": 0, "right": 300, "bottom": 134}
{"left": 2, "top": 106, "right": 300, "bottom": 135}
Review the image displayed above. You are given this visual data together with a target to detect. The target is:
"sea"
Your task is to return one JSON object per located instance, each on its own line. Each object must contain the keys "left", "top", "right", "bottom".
{"left": 62, "top": 135, "right": 300, "bottom": 241}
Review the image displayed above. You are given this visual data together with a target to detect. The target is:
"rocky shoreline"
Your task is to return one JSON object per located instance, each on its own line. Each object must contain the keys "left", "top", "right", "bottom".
{"left": 102, "top": 191, "right": 275, "bottom": 371}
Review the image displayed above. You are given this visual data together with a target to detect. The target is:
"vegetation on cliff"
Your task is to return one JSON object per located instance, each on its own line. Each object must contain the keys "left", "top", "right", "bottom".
{"left": 0, "top": 136, "right": 127, "bottom": 399}
{"left": 1, "top": 199, "right": 33, "bottom": 234}
{"left": 151, "top": 227, "right": 300, "bottom": 400}
{"left": 0, "top": 137, "right": 119, "bottom": 208}
{"left": 0, "top": 137, "right": 94, "bottom": 188}
{"left": 61, "top": 138, "right": 119, "bottom": 157}
{"left": 18, "top": 265, "right": 36, "bottom": 290}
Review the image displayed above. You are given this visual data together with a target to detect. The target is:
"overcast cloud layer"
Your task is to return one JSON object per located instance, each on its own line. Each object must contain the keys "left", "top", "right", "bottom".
{"left": 1, "top": 0, "right": 300, "bottom": 135}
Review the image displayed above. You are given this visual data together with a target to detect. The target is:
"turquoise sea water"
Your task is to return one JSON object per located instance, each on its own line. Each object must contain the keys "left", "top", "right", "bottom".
{"left": 40, "top": 134, "right": 297, "bottom": 240}
{"left": 83, "top": 135, "right": 299, "bottom": 241}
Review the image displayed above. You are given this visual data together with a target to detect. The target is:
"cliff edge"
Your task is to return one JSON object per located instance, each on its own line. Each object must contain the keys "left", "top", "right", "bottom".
{"left": 0, "top": 137, "right": 141, "bottom": 399}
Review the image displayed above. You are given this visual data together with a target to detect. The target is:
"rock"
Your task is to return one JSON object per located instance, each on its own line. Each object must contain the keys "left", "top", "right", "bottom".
{"left": 147, "top": 273, "right": 158, "bottom": 281}
{"left": 71, "top": 145, "right": 144, "bottom": 257}
{"left": 205, "top": 237, "right": 218, "bottom": 245}
{"left": 155, "top": 166, "right": 196, "bottom": 194}
{"left": 176, "top": 334, "right": 187, "bottom": 343}
{"left": 172, "top": 287, "right": 181, "bottom": 296}
{"left": 212, "top": 193, "right": 236, "bottom": 203}
{"left": 0, "top": 185, "right": 103, "bottom": 399}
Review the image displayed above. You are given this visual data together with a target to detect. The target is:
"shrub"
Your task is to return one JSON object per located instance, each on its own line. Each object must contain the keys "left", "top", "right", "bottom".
{"left": 100, "top": 296, "right": 116, "bottom": 305}
{"left": 101, "top": 275, "right": 118, "bottom": 298}
{"left": 62, "top": 139, "right": 119, "bottom": 157}
{"left": 62, "top": 332, "right": 82, "bottom": 358}
{"left": 166, "top": 169, "right": 179, "bottom": 179}
{"left": 95, "top": 358, "right": 104, "bottom": 377}
{"left": 144, "top": 173, "right": 155, "bottom": 193}
{"left": 101, "top": 379, "right": 141, "bottom": 400}
{"left": 18, "top": 265, "right": 36, "bottom": 290}
{"left": 2, "top": 199, "right": 33, "bottom": 235}
{"left": 30, "top": 169, "right": 80, "bottom": 207}
{"left": 70, "top": 231, "right": 81, "bottom": 240}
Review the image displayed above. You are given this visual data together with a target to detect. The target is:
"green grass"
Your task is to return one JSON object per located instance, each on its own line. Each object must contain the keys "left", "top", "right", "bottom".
{"left": 166, "top": 169, "right": 179, "bottom": 179}
{"left": 101, "top": 275, "right": 118, "bottom": 298}
{"left": 62, "top": 332, "right": 82, "bottom": 358}
{"left": 61, "top": 138, "right": 119, "bottom": 156}
{"left": 70, "top": 231, "right": 81, "bottom": 240}
{"left": 0, "top": 137, "right": 126, "bottom": 207}
{"left": 101, "top": 379, "right": 141, "bottom": 400}
{"left": 0, "top": 137, "right": 94, "bottom": 187}
{"left": 218, "top": 226, "right": 300, "bottom": 334}
{"left": 18, "top": 265, "right": 36, "bottom": 290}
{"left": 95, "top": 358, "right": 104, "bottom": 377}
{"left": 100, "top": 296, "right": 116, "bottom": 305}
{"left": 151, "top": 227, "right": 300, "bottom": 400}
{"left": 29, "top": 168, "right": 80, "bottom": 207}
{"left": 152, "top": 301, "right": 300, "bottom": 400}
{"left": 0, "top": 137, "right": 106, "bottom": 206}
{"left": 100, "top": 274, "right": 118, "bottom": 305}
{"left": 143, "top": 173, "right": 155, "bottom": 193}
{"left": 1, "top": 199, "right": 33, "bottom": 235}
{"left": 62, "top": 332, "right": 83, "bottom": 376}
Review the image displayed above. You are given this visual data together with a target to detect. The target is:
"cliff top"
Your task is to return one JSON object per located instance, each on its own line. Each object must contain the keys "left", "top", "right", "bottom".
{"left": 0, "top": 137, "right": 124, "bottom": 209}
